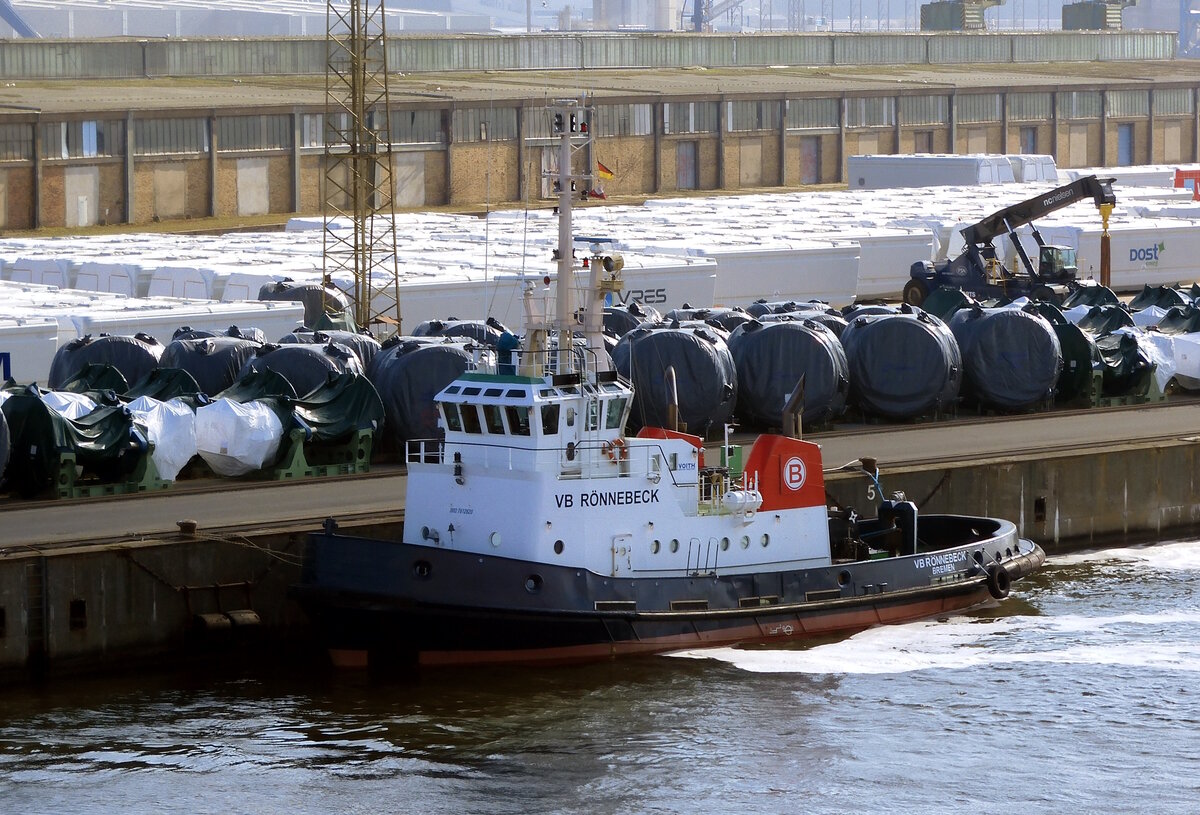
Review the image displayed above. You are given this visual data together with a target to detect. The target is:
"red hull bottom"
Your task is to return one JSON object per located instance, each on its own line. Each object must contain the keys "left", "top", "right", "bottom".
{"left": 329, "top": 585, "right": 993, "bottom": 669}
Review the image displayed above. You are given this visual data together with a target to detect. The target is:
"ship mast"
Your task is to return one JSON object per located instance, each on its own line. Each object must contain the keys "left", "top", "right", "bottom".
{"left": 545, "top": 97, "right": 614, "bottom": 376}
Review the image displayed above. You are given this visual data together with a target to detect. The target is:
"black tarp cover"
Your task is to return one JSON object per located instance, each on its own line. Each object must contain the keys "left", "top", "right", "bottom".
{"left": 279, "top": 329, "right": 381, "bottom": 369}
{"left": 612, "top": 325, "right": 737, "bottom": 436}
{"left": 1, "top": 385, "right": 141, "bottom": 497}
{"left": 124, "top": 368, "right": 204, "bottom": 403}
{"left": 949, "top": 307, "right": 1062, "bottom": 410}
{"left": 1023, "top": 301, "right": 1069, "bottom": 326}
{"left": 604, "top": 303, "right": 662, "bottom": 338}
{"left": 1156, "top": 305, "right": 1200, "bottom": 335}
{"left": 1077, "top": 305, "right": 1135, "bottom": 335}
{"left": 727, "top": 318, "right": 848, "bottom": 428}
{"left": 217, "top": 369, "right": 298, "bottom": 402}
{"left": 48, "top": 333, "right": 163, "bottom": 391}
{"left": 59, "top": 363, "right": 128, "bottom": 395}
{"left": 366, "top": 337, "right": 474, "bottom": 446}
{"left": 663, "top": 307, "right": 753, "bottom": 334}
{"left": 0, "top": 407, "right": 9, "bottom": 484}
{"left": 292, "top": 372, "right": 385, "bottom": 443}
{"left": 1048, "top": 323, "right": 1102, "bottom": 404}
{"left": 921, "top": 287, "right": 977, "bottom": 323}
{"left": 761, "top": 310, "right": 850, "bottom": 338}
{"left": 172, "top": 326, "right": 267, "bottom": 344}
{"left": 1095, "top": 332, "right": 1155, "bottom": 397}
{"left": 1062, "top": 283, "right": 1120, "bottom": 309}
{"left": 412, "top": 317, "right": 510, "bottom": 348}
{"left": 161, "top": 336, "right": 263, "bottom": 397}
{"left": 258, "top": 280, "right": 351, "bottom": 328}
{"left": 841, "top": 309, "right": 961, "bottom": 419}
{"left": 842, "top": 304, "right": 900, "bottom": 319}
{"left": 1129, "top": 285, "right": 1191, "bottom": 311}
{"left": 238, "top": 342, "right": 364, "bottom": 398}
{"left": 746, "top": 299, "right": 831, "bottom": 318}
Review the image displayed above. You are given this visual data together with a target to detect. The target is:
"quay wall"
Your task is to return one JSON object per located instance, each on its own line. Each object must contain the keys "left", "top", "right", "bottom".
{"left": 1, "top": 439, "right": 1197, "bottom": 681}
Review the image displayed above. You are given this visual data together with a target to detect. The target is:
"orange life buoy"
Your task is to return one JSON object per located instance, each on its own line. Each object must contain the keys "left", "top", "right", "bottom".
{"left": 603, "top": 437, "right": 628, "bottom": 462}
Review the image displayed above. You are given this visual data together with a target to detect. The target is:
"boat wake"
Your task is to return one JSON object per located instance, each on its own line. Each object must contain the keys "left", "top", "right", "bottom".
{"left": 670, "top": 540, "right": 1200, "bottom": 675}
{"left": 1049, "top": 537, "right": 1200, "bottom": 572}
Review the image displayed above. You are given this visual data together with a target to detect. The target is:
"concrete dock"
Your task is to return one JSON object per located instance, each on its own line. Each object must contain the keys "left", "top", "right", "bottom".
{"left": 3, "top": 399, "right": 1199, "bottom": 681}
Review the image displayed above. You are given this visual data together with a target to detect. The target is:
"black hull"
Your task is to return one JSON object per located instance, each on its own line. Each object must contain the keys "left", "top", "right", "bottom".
{"left": 293, "top": 515, "right": 1044, "bottom": 667}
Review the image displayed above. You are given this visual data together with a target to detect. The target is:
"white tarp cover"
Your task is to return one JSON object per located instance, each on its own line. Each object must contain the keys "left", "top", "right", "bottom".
{"left": 195, "top": 397, "right": 283, "bottom": 477}
{"left": 42, "top": 391, "right": 98, "bottom": 420}
{"left": 126, "top": 395, "right": 197, "bottom": 481}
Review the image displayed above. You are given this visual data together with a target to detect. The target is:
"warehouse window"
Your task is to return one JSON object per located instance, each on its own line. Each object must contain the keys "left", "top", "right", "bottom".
{"left": 900, "top": 95, "right": 948, "bottom": 127}
{"left": 0, "top": 123, "right": 33, "bottom": 161}
{"left": 846, "top": 97, "right": 895, "bottom": 128}
{"left": 1060, "top": 92, "right": 1101, "bottom": 121}
{"left": 956, "top": 94, "right": 1001, "bottom": 124}
{"left": 594, "top": 104, "right": 653, "bottom": 137}
{"left": 300, "top": 113, "right": 352, "bottom": 148}
{"left": 1107, "top": 90, "right": 1149, "bottom": 119}
{"left": 727, "top": 100, "right": 781, "bottom": 132}
{"left": 787, "top": 98, "right": 839, "bottom": 130}
{"left": 1155, "top": 88, "right": 1195, "bottom": 116}
{"left": 664, "top": 102, "right": 718, "bottom": 135}
{"left": 1009, "top": 93, "right": 1052, "bottom": 123}
{"left": 40, "top": 120, "right": 125, "bottom": 159}
{"left": 216, "top": 115, "right": 291, "bottom": 152}
{"left": 451, "top": 107, "right": 518, "bottom": 143}
{"left": 391, "top": 109, "right": 446, "bottom": 145}
{"left": 133, "top": 118, "right": 209, "bottom": 156}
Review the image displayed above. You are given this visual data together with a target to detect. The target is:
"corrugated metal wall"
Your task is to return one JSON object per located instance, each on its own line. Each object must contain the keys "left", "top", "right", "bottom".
{"left": 0, "top": 32, "right": 1179, "bottom": 80}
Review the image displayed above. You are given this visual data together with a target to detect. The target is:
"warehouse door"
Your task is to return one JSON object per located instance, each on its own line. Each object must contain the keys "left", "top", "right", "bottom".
{"left": 799, "top": 137, "right": 820, "bottom": 184}
{"left": 676, "top": 141, "right": 698, "bottom": 190}
{"left": 1117, "top": 123, "right": 1134, "bottom": 166}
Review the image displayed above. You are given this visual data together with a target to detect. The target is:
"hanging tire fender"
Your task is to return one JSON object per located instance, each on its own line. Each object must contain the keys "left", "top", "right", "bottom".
{"left": 986, "top": 563, "right": 1012, "bottom": 600}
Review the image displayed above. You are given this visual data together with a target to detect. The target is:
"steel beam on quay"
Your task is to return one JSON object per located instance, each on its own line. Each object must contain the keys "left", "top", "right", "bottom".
{"left": 3, "top": 401, "right": 1200, "bottom": 681}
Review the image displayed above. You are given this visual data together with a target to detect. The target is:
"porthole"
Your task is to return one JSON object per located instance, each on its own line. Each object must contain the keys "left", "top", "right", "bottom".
{"left": 838, "top": 569, "right": 851, "bottom": 586}
{"left": 490, "top": 532, "right": 502, "bottom": 548}
{"left": 651, "top": 540, "right": 661, "bottom": 554}
{"left": 669, "top": 539, "right": 679, "bottom": 553}
{"left": 760, "top": 534, "right": 770, "bottom": 547}
{"left": 720, "top": 537, "right": 730, "bottom": 551}
{"left": 554, "top": 540, "right": 564, "bottom": 555}
{"left": 740, "top": 535, "right": 750, "bottom": 549}
{"left": 525, "top": 574, "right": 543, "bottom": 593}
{"left": 413, "top": 560, "right": 432, "bottom": 579}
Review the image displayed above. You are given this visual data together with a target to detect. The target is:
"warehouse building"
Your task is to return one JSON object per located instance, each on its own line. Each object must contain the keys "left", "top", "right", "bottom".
{"left": 0, "top": 31, "right": 1195, "bottom": 230}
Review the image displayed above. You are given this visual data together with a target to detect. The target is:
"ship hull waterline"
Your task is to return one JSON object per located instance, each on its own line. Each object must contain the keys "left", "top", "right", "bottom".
{"left": 294, "top": 517, "right": 1045, "bottom": 668}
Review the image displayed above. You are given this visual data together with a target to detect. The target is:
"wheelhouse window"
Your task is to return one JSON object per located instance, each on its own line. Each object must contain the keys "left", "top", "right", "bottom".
{"left": 461, "top": 405, "right": 483, "bottom": 434}
{"left": 605, "top": 398, "right": 627, "bottom": 430}
{"left": 483, "top": 404, "right": 506, "bottom": 434}
{"left": 541, "top": 403, "right": 560, "bottom": 435}
{"left": 442, "top": 403, "right": 463, "bottom": 432}
{"left": 506, "top": 406, "right": 531, "bottom": 436}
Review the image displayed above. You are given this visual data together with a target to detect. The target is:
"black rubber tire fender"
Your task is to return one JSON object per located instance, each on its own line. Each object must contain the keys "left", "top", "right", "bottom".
{"left": 986, "top": 563, "right": 1012, "bottom": 600}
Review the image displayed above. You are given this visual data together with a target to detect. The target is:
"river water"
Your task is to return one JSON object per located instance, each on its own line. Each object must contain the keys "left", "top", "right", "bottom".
{"left": 2, "top": 539, "right": 1200, "bottom": 815}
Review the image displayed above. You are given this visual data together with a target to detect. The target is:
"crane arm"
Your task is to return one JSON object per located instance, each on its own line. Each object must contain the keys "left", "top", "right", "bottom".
{"left": 959, "top": 175, "right": 1117, "bottom": 248}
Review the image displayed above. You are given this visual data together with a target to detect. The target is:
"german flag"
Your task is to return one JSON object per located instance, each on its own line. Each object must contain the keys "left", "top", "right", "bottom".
{"left": 597, "top": 161, "right": 615, "bottom": 180}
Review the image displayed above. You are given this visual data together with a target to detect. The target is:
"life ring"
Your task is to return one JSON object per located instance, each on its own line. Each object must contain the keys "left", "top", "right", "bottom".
{"left": 986, "top": 564, "right": 1011, "bottom": 600}
{"left": 603, "top": 437, "right": 628, "bottom": 462}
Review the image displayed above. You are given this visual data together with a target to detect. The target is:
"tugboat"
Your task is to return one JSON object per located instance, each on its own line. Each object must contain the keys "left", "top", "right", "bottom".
{"left": 293, "top": 100, "right": 1045, "bottom": 668}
